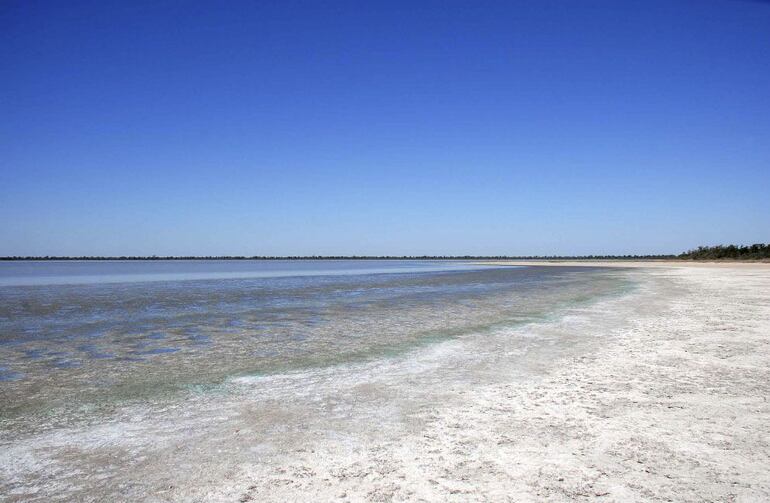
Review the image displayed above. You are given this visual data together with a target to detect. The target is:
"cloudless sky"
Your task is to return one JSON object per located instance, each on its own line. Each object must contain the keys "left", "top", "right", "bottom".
{"left": 1, "top": 0, "right": 769, "bottom": 256}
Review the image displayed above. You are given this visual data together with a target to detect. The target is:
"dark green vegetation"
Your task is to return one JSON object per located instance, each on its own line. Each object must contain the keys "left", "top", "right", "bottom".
{"left": 678, "top": 243, "right": 770, "bottom": 261}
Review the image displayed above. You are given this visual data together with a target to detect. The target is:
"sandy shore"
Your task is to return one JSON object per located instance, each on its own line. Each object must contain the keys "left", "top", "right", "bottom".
{"left": 225, "top": 264, "right": 770, "bottom": 502}
{"left": 3, "top": 263, "right": 769, "bottom": 501}
{"left": 476, "top": 259, "right": 770, "bottom": 269}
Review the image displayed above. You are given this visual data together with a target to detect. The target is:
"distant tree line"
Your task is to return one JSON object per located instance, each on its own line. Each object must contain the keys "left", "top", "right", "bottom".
{"left": 1, "top": 245, "right": 766, "bottom": 261}
{"left": 678, "top": 243, "right": 770, "bottom": 260}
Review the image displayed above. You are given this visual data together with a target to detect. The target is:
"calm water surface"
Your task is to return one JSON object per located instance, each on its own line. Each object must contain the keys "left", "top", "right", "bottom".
{"left": 0, "top": 260, "right": 630, "bottom": 432}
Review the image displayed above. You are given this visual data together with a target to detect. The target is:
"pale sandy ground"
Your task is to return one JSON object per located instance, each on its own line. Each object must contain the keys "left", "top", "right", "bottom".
{"left": 3, "top": 263, "right": 769, "bottom": 502}
{"left": 223, "top": 263, "right": 770, "bottom": 502}
{"left": 477, "top": 259, "right": 770, "bottom": 269}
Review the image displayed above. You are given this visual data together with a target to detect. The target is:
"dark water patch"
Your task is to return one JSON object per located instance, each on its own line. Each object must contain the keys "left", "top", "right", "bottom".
{"left": 131, "top": 340, "right": 152, "bottom": 350}
{"left": 88, "top": 352, "right": 114, "bottom": 360}
{"left": 77, "top": 344, "right": 114, "bottom": 359}
{"left": 114, "top": 356, "right": 147, "bottom": 362}
{"left": 245, "top": 323, "right": 271, "bottom": 331}
{"left": 303, "top": 314, "right": 324, "bottom": 327}
{"left": 188, "top": 334, "right": 211, "bottom": 345}
{"left": 21, "top": 348, "right": 45, "bottom": 359}
{"left": 0, "top": 366, "right": 23, "bottom": 381}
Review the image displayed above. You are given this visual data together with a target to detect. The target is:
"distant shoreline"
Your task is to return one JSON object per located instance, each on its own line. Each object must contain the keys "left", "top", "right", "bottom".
{"left": 2, "top": 256, "right": 769, "bottom": 262}
{"left": 4, "top": 244, "right": 766, "bottom": 261}
{"left": 0, "top": 255, "right": 687, "bottom": 261}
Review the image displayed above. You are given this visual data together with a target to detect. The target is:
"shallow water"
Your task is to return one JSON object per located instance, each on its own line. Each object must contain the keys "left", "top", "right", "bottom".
{"left": 0, "top": 261, "right": 629, "bottom": 426}
{"left": 0, "top": 261, "right": 623, "bottom": 427}
{"left": 0, "top": 260, "right": 639, "bottom": 499}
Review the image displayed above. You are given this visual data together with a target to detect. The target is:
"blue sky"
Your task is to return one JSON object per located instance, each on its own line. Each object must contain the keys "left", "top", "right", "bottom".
{"left": 2, "top": 0, "right": 769, "bottom": 256}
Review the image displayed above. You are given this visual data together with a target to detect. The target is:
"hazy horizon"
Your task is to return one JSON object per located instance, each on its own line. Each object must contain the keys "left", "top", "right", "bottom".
{"left": 0, "top": 250, "right": 715, "bottom": 258}
{"left": 3, "top": 1, "right": 769, "bottom": 256}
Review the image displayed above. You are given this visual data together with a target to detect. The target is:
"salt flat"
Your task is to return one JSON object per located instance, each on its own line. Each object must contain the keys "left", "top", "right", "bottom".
{"left": 2, "top": 264, "right": 769, "bottom": 502}
{"left": 226, "top": 264, "right": 770, "bottom": 502}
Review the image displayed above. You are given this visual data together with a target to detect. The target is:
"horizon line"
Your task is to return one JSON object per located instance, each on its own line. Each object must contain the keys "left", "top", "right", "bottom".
{"left": 0, "top": 254, "right": 680, "bottom": 261}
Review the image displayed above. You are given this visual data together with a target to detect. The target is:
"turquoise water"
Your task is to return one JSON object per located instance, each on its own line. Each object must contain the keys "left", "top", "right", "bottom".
{"left": 0, "top": 260, "right": 628, "bottom": 430}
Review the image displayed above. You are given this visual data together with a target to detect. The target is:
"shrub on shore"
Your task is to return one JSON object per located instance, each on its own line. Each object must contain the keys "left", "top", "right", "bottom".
{"left": 679, "top": 243, "right": 770, "bottom": 260}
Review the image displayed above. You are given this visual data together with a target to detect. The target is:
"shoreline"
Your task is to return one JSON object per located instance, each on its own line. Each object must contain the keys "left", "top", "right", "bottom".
{"left": 230, "top": 264, "right": 770, "bottom": 501}
{"left": 222, "top": 264, "right": 770, "bottom": 501}
{"left": 477, "top": 259, "right": 770, "bottom": 269}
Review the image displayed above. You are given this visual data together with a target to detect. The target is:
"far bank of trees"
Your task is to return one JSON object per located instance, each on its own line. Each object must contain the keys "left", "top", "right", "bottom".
{"left": 679, "top": 243, "right": 770, "bottom": 260}
{"left": 1, "top": 245, "right": 768, "bottom": 261}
